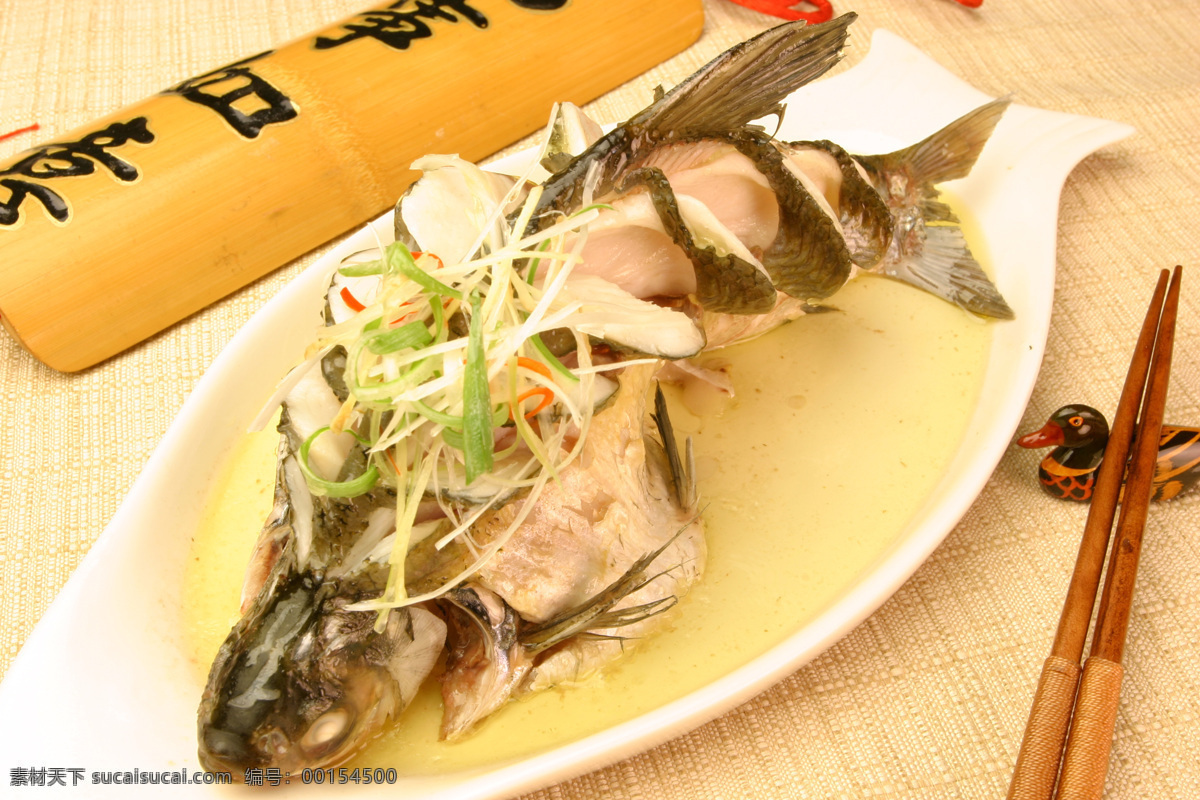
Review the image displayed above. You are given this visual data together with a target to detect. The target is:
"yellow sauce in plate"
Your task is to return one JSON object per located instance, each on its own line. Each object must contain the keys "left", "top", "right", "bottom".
{"left": 182, "top": 272, "right": 990, "bottom": 774}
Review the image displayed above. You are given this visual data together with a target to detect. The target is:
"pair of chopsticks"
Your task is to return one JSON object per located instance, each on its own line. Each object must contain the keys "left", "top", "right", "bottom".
{"left": 1006, "top": 265, "right": 1184, "bottom": 800}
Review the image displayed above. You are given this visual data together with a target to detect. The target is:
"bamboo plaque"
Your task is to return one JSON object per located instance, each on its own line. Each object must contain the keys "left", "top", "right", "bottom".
{"left": 0, "top": 0, "right": 704, "bottom": 371}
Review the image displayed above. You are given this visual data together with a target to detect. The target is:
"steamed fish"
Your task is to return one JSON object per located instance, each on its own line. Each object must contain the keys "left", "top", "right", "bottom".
{"left": 198, "top": 14, "right": 1013, "bottom": 778}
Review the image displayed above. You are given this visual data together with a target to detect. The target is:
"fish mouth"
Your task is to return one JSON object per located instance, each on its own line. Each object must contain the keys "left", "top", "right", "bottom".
{"left": 1017, "top": 422, "right": 1064, "bottom": 449}
{"left": 198, "top": 704, "right": 367, "bottom": 779}
{"left": 199, "top": 726, "right": 259, "bottom": 775}
{"left": 199, "top": 720, "right": 301, "bottom": 777}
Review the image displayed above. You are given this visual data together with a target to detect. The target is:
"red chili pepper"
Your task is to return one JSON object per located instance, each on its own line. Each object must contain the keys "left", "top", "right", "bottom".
{"left": 412, "top": 251, "right": 445, "bottom": 270}
{"left": 725, "top": 0, "right": 981, "bottom": 22}
{"left": 388, "top": 295, "right": 454, "bottom": 326}
{"left": 508, "top": 357, "right": 556, "bottom": 420}
{"left": 339, "top": 285, "right": 366, "bottom": 312}
{"left": 388, "top": 300, "right": 418, "bottom": 326}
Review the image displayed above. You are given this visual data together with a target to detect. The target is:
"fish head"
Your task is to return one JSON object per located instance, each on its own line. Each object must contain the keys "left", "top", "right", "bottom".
{"left": 197, "top": 571, "right": 446, "bottom": 777}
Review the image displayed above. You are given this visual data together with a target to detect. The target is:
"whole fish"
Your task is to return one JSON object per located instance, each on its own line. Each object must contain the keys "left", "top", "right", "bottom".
{"left": 198, "top": 13, "right": 1013, "bottom": 778}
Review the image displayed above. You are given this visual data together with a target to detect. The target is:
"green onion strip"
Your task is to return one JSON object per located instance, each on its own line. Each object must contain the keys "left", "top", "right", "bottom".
{"left": 298, "top": 427, "right": 379, "bottom": 498}
{"left": 520, "top": 240, "right": 580, "bottom": 385}
{"left": 462, "top": 292, "right": 494, "bottom": 484}
{"left": 388, "top": 244, "right": 463, "bottom": 300}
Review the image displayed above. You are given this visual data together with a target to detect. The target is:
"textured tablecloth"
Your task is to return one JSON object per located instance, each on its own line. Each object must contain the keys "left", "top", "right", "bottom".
{"left": 2, "top": 1, "right": 1198, "bottom": 797}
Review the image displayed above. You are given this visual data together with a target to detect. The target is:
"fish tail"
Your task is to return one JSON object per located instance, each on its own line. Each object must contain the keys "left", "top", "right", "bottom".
{"left": 863, "top": 97, "right": 1011, "bottom": 186}
{"left": 641, "top": 14, "right": 856, "bottom": 136}
{"left": 888, "top": 222, "right": 1015, "bottom": 319}
{"left": 857, "top": 98, "right": 1015, "bottom": 319}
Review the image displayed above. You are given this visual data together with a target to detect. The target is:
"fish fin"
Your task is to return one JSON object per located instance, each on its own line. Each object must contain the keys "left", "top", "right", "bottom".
{"left": 639, "top": 15, "right": 856, "bottom": 136}
{"left": 539, "top": 102, "right": 605, "bottom": 174}
{"left": 239, "top": 438, "right": 296, "bottom": 614}
{"left": 921, "top": 197, "right": 960, "bottom": 224}
{"left": 651, "top": 383, "right": 696, "bottom": 509}
{"left": 571, "top": 596, "right": 679, "bottom": 643}
{"left": 880, "top": 223, "right": 1015, "bottom": 319}
{"left": 856, "top": 98, "right": 1015, "bottom": 319}
{"left": 519, "top": 524, "right": 691, "bottom": 654}
{"left": 857, "top": 97, "right": 1012, "bottom": 186}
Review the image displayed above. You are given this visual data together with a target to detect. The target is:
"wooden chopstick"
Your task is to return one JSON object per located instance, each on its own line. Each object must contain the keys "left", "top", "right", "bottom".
{"left": 1005, "top": 266, "right": 1180, "bottom": 800}
{"left": 1089, "top": 265, "right": 1183, "bottom": 665}
{"left": 1054, "top": 265, "right": 1182, "bottom": 800}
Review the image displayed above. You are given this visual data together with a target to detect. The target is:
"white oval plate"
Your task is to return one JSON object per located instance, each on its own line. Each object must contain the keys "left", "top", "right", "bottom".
{"left": 0, "top": 30, "right": 1131, "bottom": 799}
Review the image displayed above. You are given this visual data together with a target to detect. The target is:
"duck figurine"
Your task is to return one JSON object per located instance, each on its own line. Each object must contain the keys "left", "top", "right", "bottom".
{"left": 1017, "top": 404, "right": 1200, "bottom": 502}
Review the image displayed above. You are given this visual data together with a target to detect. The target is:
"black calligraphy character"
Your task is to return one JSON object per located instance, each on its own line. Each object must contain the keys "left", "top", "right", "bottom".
{"left": 165, "top": 51, "right": 298, "bottom": 139}
{"left": 0, "top": 178, "right": 68, "bottom": 225}
{"left": 314, "top": 0, "right": 489, "bottom": 50}
{"left": 0, "top": 116, "right": 154, "bottom": 227}
{"left": 508, "top": 0, "right": 569, "bottom": 9}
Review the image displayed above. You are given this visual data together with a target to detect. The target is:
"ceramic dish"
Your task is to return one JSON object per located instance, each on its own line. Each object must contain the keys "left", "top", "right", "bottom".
{"left": 0, "top": 29, "right": 1132, "bottom": 798}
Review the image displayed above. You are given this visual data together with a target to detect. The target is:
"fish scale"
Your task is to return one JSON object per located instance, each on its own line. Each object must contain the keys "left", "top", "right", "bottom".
{"left": 619, "top": 165, "right": 778, "bottom": 314}
{"left": 728, "top": 128, "right": 855, "bottom": 300}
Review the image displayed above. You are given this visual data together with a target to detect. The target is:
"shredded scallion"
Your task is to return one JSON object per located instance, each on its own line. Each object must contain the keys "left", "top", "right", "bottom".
{"left": 298, "top": 427, "right": 380, "bottom": 497}
{"left": 293, "top": 169, "right": 630, "bottom": 613}
{"left": 462, "top": 292, "right": 494, "bottom": 484}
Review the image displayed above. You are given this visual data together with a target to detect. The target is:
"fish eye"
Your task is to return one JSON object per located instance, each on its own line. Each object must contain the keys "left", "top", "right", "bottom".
{"left": 300, "top": 707, "right": 354, "bottom": 759}
{"left": 1069, "top": 416, "right": 1083, "bottom": 427}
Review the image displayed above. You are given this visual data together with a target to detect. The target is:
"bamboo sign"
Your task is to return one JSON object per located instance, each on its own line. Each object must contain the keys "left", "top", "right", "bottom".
{"left": 0, "top": 0, "right": 705, "bottom": 371}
